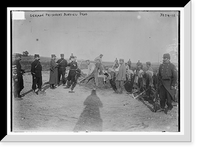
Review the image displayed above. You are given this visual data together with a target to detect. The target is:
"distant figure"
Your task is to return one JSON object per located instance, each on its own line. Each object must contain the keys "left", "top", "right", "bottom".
{"left": 94, "top": 54, "right": 103, "bottom": 63}
{"left": 145, "top": 62, "right": 154, "bottom": 87}
{"left": 115, "top": 59, "right": 126, "bottom": 94}
{"left": 86, "top": 60, "right": 95, "bottom": 76}
{"left": 136, "top": 60, "right": 143, "bottom": 69}
{"left": 56, "top": 54, "right": 68, "bottom": 85}
{"left": 69, "top": 53, "right": 74, "bottom": 62}
{"left": 73, "top": 89, "right": 103, "bottom": 132}
{"left": 157, "top": 53, "right": 177, "bottom": 113}
{"left": 49, "top": 54, "right": 58, "bottom": 89}
{"left": 112, "top": 58, "right": 119, "bottom": 69}
{"left": 12, "top": 53, "right": 24, "bottom": 98}
{"left": 133, "top": 61, "right": 144, "bottom": 92}
{"left": 31, "top": 54, "right": 42, "bottom": 94}
{"left": 127, "top": 59, "right": 132, "bottom": 69}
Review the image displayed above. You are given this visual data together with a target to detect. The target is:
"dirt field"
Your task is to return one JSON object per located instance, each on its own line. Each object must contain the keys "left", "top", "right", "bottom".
{"left": 13, "top": 71, "right": 179, "bottom": 132}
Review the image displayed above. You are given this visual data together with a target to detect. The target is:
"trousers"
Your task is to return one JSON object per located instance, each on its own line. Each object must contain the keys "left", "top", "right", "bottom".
{"left": 32, "top": 76, "right": 42, "bottom": 90}
{"left": 67, "top": 70, "right": 77, "bottom": 90}
{"left": 159, "top": 85, "right": 173, "bottom": 109}
{"left": 14, "top": 75, "right": 24, "bottom": 97}
{"left": 58, "top": 68, "right": 66, "bottom": 84}
{"left": 115, "top": 80, "right": 124, "bottom": 93}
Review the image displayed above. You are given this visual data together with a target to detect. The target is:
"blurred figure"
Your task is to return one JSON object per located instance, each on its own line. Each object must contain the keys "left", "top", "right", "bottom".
{"left": 145, "top": 62, "right": 154, "bottom": 86}
{"left": 94, "top": 54, "right": 104, "bottom": 71}
{"left": 112, "top": 58, "right": 119, "bottom": 69}
{"left": 136, "top": 60, "right": 143, "bottom": 69}
{"left": 74, "top": 89, "right": 103, "bottom": 132}
{"left": 86, "top": 60, "right": 95, "bottom": 76}
{"left": 49, "top": 54, "right": 58, "bottom": 89}
{"left": 69, "top": 53, "right": 74, "bottom": 62}
{"left": 133, "top": 62, "right": 144, "bottom": 92}
{"left": 115, "top": 59, "right": 126, "bottom": 94}
{"left": 157, "top": 53, "right": 178, "bottom": 113}
{"left": 12, "top": 53, "right": 24, "bottom": 98}
{"left": 108, "top": 68, "right": 117, "bottom": 92}
{"left": 57, "top": 54, "right": 68, "bottom": 85}
{"left": 94, "top": 54, "right": 103, "bottom": 63}
{"left": 127, "top": 59, "right": 132, "bottom": 69}
{"left": 31, "top": 54, "right": 43, "bottom": 94}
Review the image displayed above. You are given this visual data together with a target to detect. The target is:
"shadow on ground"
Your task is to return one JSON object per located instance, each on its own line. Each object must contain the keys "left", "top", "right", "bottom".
{"left": 74, "top": 90, "right": 103, "bottom": 132}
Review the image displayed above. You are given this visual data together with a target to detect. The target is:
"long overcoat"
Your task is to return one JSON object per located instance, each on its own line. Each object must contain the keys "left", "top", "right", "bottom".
{"left": 158, "top": 62, "right": 178, "bottom": 100}
{"left": 49, "top": 59, "right": 58, "bottom": 85}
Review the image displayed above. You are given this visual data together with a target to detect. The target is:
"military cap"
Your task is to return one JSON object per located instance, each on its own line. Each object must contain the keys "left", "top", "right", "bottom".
{"left": 60, "top": 54, "right": 64, "bottom": 57}
{"left": 119, "top": 59, "right": 124, "bottom": 62}
{"left": 34, "top": 54, "right": 40, "bottom": 58}
{"left": 163, "top": 53, "right": 170, "bottom": 59}
{"left": 70, "top": 55, "right": 75, "bottom": 59}
{"left": 51, "top": 54, "right": 56, "bottom": 58}
{"left": 146, "top": 62, "right": 151, "bottom": 66}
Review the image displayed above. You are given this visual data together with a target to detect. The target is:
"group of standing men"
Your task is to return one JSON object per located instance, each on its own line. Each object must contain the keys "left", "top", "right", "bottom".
{"left": 49, "top": 53, "right": 81, "bottom": 93}
{"left": 12, "top": 52, "right": 178, "bottom": 113}
{"left": 12, "top": 53, "right": 81, "bottom": 99}
{"left": 85, "top": 53, "right": 178, "bottom": 113}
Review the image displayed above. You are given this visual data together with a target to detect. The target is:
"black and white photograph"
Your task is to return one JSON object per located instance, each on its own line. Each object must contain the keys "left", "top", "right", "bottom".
{"left": 10, "top": 9, "right": 180, "bottom": 133}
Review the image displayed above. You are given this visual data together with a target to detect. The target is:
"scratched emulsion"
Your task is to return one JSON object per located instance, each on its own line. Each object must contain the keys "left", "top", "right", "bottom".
{"left": 73, "top": 90, "right": 103, "bottom": 132}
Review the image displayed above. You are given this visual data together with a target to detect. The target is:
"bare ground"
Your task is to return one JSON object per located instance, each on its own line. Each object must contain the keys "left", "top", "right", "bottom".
{"left": 13, "top": 71, "right": 179, "bottom": 132}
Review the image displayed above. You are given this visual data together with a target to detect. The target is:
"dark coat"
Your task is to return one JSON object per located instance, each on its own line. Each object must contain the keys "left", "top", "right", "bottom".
{"left": 49, "top": 59, "right": 58, "bottom": 85}
{"left": 56, "top": 58, "right": 68, "bottom": 71}
{"left": 31, "top": 59, "right": 42, "bottom": 77}
{"left": 67, "top": 61, "right": 78, "bottom": 76}
{"left": 158, "top": 62, "right": 178, "bottom": 100}
{"left": 13, "top": 60, "right": 24, "bottom": 91}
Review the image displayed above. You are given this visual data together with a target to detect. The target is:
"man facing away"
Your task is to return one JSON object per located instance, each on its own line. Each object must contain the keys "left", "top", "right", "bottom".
{"left": 12, "top": 53, "right": 24, "bottom": 99}
{"left": 31, "top": 54, "right": 42, "bottom": 94}
{"left": 56, "top": 54, "right": 68, "bottom": 85}
{"left": 115, "top": 59, "right": 126, "bottom": 94}
{"left": 157, "top": 53, "right": 177, "bottom": 113}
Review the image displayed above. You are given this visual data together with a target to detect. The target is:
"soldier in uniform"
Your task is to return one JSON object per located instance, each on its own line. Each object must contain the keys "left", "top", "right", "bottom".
{"left": 12, "top": 53, "right": 24, "bottom": 98}
{"left": 64, "top": 56, "right": 79, "bottom": 93}
{"left": 49, "top": 54, "right": 58, "bottom": 89}
{"left": 56, "top": 54, "right": 68, "bottom": 85}
{"left": 157, "top": 53, "right": 177, "bottom": 112}
{"left": 31, "top": 54, "right": 42, "bottom": 94}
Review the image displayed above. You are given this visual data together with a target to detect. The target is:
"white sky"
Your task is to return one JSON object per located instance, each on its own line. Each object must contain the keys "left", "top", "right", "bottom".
{"left": 12, "top": 11, "right": 178, "bottom": 63}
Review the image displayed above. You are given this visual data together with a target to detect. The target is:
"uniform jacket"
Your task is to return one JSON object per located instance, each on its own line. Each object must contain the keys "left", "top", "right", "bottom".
{"left": 56, "top": 58, "right": 68, "bottom": 70}
{"left": 31, "top": 59, "right": 42, "bottom": 77}
{"left": 68, "top": 61, "right": 78, "bottom": 70}
{"left": 115, "top": 63, "right": 126, "bottom": 81}
{"left": 13, "top": 60, "right": 24, "bottom": 77}
{"left": 158, "top": 62, "right": 178, "bottom": 99}
{"left": 13, "top": 59, "right": 24, "bottom": 90}
{"left": 49, "top": 59, "right": 58, "bottom": 84}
